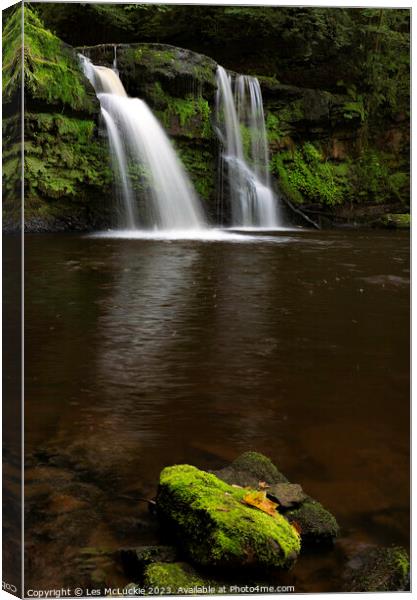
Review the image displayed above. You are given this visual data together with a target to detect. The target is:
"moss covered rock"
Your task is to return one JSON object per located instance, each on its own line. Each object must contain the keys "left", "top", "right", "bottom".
{"left": 143, "top": 562, "right": 213, "bottom": 594}
{"left": 120, "top": 546, "right": 178, "bottom": 580}
{"left": 343, "top": 545, "right": 409, "bottom": 592}
{"left": 79, "top": 43, "right": 217, "bottom": 100}
{"left": 214, "top": 451, "right": 288, "bottom": 488}
{"left": 214, "top": 452, "right": 339, "bottom": 546}
{"left": 286, "top": 499, "right": 339, "bottom": 544}
{"left": 156, "top": 464, "right": 300, "bottom": 570}
{"left": 2, "top": 6, "right": 113, "bottom": 232}
{"left": 23, "top": 112, "right": 112, "bottom": 231}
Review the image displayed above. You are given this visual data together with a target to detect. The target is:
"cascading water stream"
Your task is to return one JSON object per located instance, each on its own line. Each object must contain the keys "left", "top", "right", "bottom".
{"left": 100, "top": 107, "right": 138, "bottom": 229}
{"left": 79, "top": 54, "right": 206, "bottom": 231}
{"left": 216, "top": 65, "right": 282, "bottom": 228}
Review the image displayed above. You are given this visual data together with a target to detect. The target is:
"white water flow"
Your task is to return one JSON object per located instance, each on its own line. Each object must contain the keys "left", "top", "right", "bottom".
{"left": 79, "top": 55, "right": 206, "bottom": 231}
{"left": 216, "top": 66, "right": 282, "bottom": 228}
{"left": 101, "top": 108, "right": 138, "bottom": 228}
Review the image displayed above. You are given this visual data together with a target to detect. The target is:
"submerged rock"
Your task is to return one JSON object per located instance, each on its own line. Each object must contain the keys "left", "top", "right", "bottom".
{"left": 343, "top": 545, "right": 410, "bottom": 592}
{"left": 156, "top": 464, "right": 300, "bottom": 570}
{"left": 120, "top": 545, "right": 178, "bottom": 579}
{"left": 143, "top": 562, "right": 213, "bottom": 594}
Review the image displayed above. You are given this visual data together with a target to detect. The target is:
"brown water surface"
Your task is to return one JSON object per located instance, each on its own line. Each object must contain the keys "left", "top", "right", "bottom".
{"left": 22, "top": 229, "right": 410, "bottom": 592}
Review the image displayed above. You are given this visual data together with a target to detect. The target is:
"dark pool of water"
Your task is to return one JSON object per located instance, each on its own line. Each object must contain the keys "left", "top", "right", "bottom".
{"left": 20, "top": 229, "right": 409, "bottom": 592}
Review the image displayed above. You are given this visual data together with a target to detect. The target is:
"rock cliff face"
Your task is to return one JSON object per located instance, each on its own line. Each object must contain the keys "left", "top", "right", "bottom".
{"left": 3, "top": 8, "right": 113, "bottom": 232}
{"left": 83, "top": 41, "right": 409, "bottom": 227}
{"left": 3, "top": 7, "right": 410, "bottom": 231}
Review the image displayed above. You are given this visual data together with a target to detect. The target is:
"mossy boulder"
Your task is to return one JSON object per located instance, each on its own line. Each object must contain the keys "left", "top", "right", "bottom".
{"left": 214, "top": 452, "right": 339, "bottom": 546}
{"left": 343, "top": 545, "right": 410, "bottom": 592}
{"left": 285, "top": 499, "right": 339, "bottom": 544}
{"left": 156, "top": 464, "right": 300, "bottom": 570}
{"left": 79, "top": 43, "right": 217, "bottom": 100}
{"left": 143, "top": 562, "right": 213, "bottom": 594}
{"left": 213, "top": 451, "right": 288, "bottom": 488}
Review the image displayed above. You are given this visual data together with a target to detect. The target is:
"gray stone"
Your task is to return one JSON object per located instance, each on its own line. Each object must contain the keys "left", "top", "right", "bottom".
{"left": 267, "top": 483, "right": 307, "bottom": 508}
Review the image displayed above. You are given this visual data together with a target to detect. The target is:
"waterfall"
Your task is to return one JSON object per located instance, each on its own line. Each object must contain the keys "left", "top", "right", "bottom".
{"left": 101, "top": 107, "right": 138, "bottom": 229}
{"left": 216, "top": 66, "right": 282, "bottom": 228}
{"left": 79, "top": 55, "right": 206, "bottom": 231}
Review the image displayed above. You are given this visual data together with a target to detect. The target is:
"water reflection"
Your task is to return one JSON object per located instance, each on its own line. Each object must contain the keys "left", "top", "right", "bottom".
{"left": 23, "top": 231, "right": 410, "bottom": 591}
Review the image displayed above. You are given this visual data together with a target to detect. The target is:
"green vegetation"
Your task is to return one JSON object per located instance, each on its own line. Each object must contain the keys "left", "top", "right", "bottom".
{"left": 344, "top": 546, "right": 409, "bottom": 592}
{"left": 24, "top": 112, "right": 112, "bottom": 224}
{"left": 149, "top": 82, "right": 212, "bottom": 140}
{"left": 230, "top": 451, "right": 288, "bottom": 484}
{"left": 4, "top": 6, "right": 95, "bottom": 112}
{"left": 2, "top": 6, "right": 113, "bottom": 230}
{"left": 378, "top": 213, "right": 410, "bottom": 229}
{"left": 34, "top": 5, "right": 410, "bottom": 121}
{"left": 271, "top": 144, "right": 347, "bottom": 207}
{"left": 271, "top": 142, "right": 409, "bottom": 209}
{"left": 177, "top": 145, "right": 215, "bottom": 201}
{"left": 25, "top": 113, "right": 109, "bottom": 198}
{"left": 2, "top": 4, "right": 409, "bottom": 227}
{"left": 157, "top": 464, "right": 300, "bottom": 569}
{"left": 144, "top": 562, "right": 210, "bottom": 592}
{"left": 286, "top": 500, "right": 340, "bottom": 542}
{"left": 165, "top": 96, "right": 211, "bottom": 134}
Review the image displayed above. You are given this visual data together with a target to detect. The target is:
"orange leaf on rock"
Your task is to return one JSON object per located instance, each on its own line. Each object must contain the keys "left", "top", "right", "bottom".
{"left": 242, "top": 491, "right": 279, "bottom": 517}
{"left": 291, "top": 520, "right": 303, "bottom": 534}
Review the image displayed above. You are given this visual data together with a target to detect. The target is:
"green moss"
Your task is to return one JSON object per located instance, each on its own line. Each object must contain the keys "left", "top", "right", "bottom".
{"left": 159, "top": 94, "right": 212, "bottom": 139}
{"left": 157, "top": 464, "right": 300, "bottom": 569}
{"left": 286, "top": 500, "right": 339, "bottom": 542}
{"left": 265, "top": 113, "right": 283, "bottom": 144}
{"left": 2, "top": 115, "right": 22, "bottom": 228}
{"left": 177, "top": 145, "right": 215, "bottom": 201}
{"left": 378, "top": 213, "right": 410, "bottom": 229}
{"left": 3, "top": 6, "right": 95, "bottom": 111}
{"left": 231, "top": 452, "right": 288, "bottom": 484}
{"left": 129, "top": 43, "right": 215, "bottom": 88}
{"left": 271, "top": 143, "right": 347, "bottom": 207}
{"left": 24, "top": 112, "right": 112, "bottom": 212}
{"left": 352, "top": 150, "right": 410, "bottom": 205}
{"left": 393, "top": 547, "right": 410, "bottom": 581}
{"left": 344, "top": 546, "right": 409, "bottom": 592}
{"left": 135, "top": 47, "right": 177, "bottom": 67}
{"left": 278, "top": 100, "right": 305, "bottom": 124}
{"left": 148, "top": 81, "right": 212, "bottom": 140}
{"left": 257, "top": 75, "right": 280, "bottom": 86}
{"left": 144, "top": 562, "right": 210, "bottom": 593}
{"left": 343, "top": 100, "right": 366, "bottom": 122}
